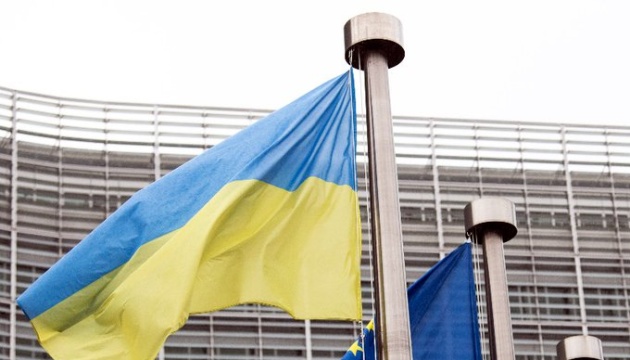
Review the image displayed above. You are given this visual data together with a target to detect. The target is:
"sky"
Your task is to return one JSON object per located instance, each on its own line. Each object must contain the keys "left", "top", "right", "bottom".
{"left": 1, "top": 0, "right": 629, "bottom": 126}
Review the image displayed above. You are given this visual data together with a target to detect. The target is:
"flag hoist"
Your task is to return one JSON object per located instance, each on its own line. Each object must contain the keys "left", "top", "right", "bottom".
{"left": 343, "top": 12, "right": 412, "bottom": 360}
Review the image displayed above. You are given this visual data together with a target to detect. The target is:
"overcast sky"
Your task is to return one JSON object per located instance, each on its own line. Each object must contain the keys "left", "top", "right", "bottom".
{"left": 1, "top": 0, "right": 629, "bottom": 126}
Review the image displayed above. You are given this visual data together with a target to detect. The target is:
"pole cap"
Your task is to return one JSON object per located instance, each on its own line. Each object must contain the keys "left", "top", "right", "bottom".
{"left": 464, "top": 197, "right": 518, "bottom": 243}
{"left": 344, "top": 12, "right": 405, "bottom": 69}
{"left": 557, "top": 335, "right": 604, "bottom": 360}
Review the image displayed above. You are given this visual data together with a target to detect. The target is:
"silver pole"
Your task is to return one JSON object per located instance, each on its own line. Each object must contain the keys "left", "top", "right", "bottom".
{"left": 10, "top": 91, "right": 18, "bottom": 360}
{"left": 344, "top": 13, "right": 411, "bottom": 360}
{"left": 153, "top": 106, "right": 165, "bottom": 360}
{"left": 556, "top": 335, "right": 604, "bottom": 360}
{"left": 304, "top": 320, "right": 312, "bottom": 360}
{"left": 464, "top": 197, "right": 518, "bottom": 360}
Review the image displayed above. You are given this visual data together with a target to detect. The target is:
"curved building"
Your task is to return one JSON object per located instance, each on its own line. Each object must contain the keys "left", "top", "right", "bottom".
{"left": 1, "top": 85, "right": 629, "bottom": 359}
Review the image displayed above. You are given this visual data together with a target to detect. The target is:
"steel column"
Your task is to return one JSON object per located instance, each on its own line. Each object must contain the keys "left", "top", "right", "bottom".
{"left": 561, "top": 127, "right": 589, "bottom": 335}
{"left": 304, "top": 319, "right": 312, "bottom": 360}
{"left": 344, "top": 12, "right": 411, "bottom": 360}
{"left": 429, "top": 121, "right": 445, "bottom": 258}
{"left": 103, "top": 107, "right": 111, "bottom": 217}
{"left": 481, "top": 230, "right": 514, "bottom": 359}
{"left": 517, "top": 126, "right": 545, "bottom": 357}
{"left": 9, "top": 91, "right": 18, "bottom": 360}
{"left": 153, "top": 105, "right": 162, "bottom": 182}
{"left": 153, "top": 105, "right": 166, "bottom": 360}
{"left": 465, "top": 197, "right": 517, "bottom": 360}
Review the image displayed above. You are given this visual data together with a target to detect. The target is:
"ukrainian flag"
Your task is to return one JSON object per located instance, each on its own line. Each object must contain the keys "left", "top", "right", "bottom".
{"left": 17, "top": 71, "right": 362, "bottom": 360}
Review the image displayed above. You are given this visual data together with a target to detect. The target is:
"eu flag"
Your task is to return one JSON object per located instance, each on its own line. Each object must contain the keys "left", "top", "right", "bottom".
{"left": 341, "top": 242, "right": 482, "bottom": 360}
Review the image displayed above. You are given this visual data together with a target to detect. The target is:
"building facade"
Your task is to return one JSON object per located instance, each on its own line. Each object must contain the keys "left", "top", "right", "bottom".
{"left": 1, "top": 85, "right": 629, "bottom": 359}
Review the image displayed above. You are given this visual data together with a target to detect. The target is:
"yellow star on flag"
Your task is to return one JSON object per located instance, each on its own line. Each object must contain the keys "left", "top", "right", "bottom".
{"left": 366, "top": 320, "right": 374, "bottom": 331}
{"left": 348, "top": 340, "right": 363, "bottom": 355}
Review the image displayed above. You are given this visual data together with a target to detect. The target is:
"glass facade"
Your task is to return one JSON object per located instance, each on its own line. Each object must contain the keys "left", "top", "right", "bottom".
{"left": 1, "top": 85, "right": 629, "bottom": 359}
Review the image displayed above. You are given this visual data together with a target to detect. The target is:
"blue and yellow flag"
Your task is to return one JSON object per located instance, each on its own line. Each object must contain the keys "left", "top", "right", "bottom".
{"left": 341, "top": 242, "right": 482, "bottom": 360}
{"left": 17, "top": 71, "right": 362, "bottom": 360}
{"left": 342, "top": 320, "right": 376, "bottom": 360}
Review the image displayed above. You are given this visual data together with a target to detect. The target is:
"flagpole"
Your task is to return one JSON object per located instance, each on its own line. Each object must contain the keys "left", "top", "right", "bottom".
{"left": 344, "top": 13, "right": 412, "bottom": 360}
{"left": 464, "top": 197, "right": 518, "bottom": 359}
{"left": 556, "top": 335, "right": 604, "bottom": 360}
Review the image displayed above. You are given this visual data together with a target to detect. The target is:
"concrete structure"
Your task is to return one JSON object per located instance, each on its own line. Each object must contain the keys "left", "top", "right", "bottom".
{"left": 1, "top": 85, "right": 629, "bottom": 359}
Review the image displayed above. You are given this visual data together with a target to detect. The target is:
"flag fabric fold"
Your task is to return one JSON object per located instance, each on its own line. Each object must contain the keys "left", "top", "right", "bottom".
{"left": 17, "top": 71, "right": 362, "bottom": 360}
{"left": 341, "top": 242, "right": 482, "bottom": 360}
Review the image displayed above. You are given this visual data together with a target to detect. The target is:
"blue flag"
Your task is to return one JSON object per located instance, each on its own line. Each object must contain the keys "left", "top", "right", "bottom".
{"left": 342, "top": 242, "right": 482, "bottom": 360}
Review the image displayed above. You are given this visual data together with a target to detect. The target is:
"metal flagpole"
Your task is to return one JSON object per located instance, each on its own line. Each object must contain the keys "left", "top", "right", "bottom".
{"left": 464, "top": 197, "right": 518, "bottom": 359}
{"left": 556, "top": 335, "right": 604, "bottom": 360}
{"left": 343, "top": 13, "right": 412, "bottom": 360}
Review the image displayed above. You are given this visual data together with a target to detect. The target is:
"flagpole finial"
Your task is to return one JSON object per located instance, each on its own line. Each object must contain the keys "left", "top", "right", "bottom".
{"left": 464, "top": 197, "right": 517, "bottom": 243}
{"left": 344, "top": 12, "right": 405, "bottom": 69}
{"left": 557, "top": 335, "right": 604, "bottom": 360}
